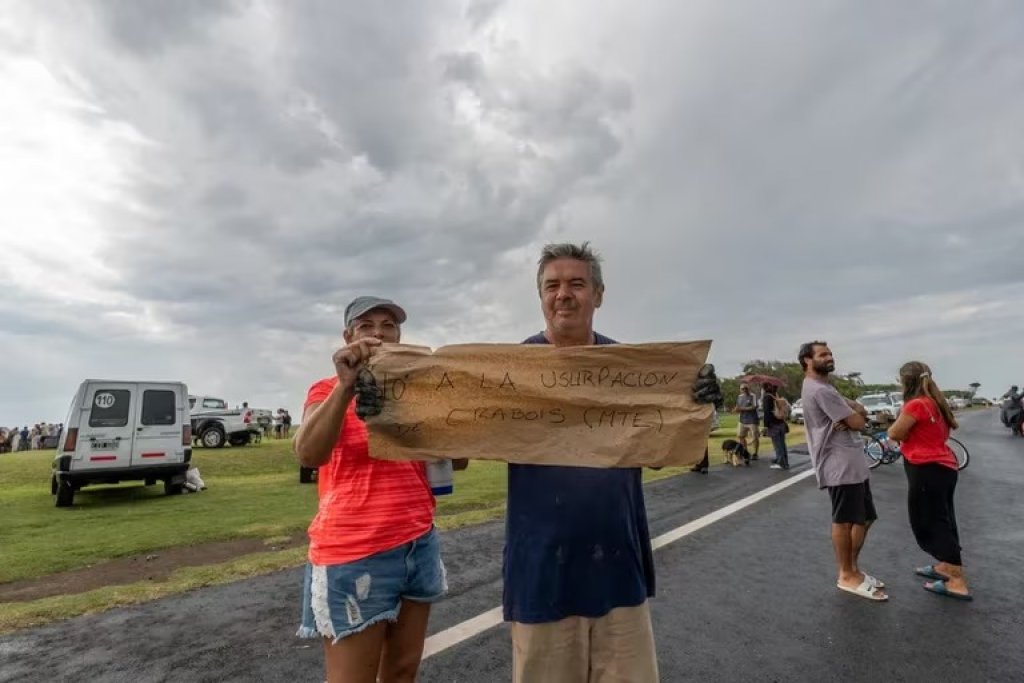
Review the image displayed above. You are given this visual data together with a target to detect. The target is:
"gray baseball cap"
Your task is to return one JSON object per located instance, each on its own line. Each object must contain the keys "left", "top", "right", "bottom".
{"left": 343, "top": 296, "right": 407, "bottom": 327}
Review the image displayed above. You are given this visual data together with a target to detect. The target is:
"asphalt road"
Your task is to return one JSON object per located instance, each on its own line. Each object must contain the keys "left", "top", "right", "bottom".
{"left": 2, "top": 409, "right": 1021, "bottom": 682}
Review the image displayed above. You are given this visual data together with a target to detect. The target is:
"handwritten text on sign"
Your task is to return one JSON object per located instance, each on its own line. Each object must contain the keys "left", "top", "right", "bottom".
{"left": 364, "top": 341, "right": 713, "bottom": 468}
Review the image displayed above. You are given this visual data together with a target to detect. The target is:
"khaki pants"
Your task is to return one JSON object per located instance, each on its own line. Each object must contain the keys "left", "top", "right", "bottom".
{"left": 511, "top": 602, "right": 658, "bottom": 683}
{"left": 737, "top": 423, "right": 759, "bottom": 452}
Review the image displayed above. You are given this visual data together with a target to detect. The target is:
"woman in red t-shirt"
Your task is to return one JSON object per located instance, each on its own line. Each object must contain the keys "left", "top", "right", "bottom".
{"left": 887, "top": 361, "right": 972, "bottom": 600}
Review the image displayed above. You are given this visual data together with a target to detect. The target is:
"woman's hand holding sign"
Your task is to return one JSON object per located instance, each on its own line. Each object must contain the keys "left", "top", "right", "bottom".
{"left": 332, "top": 338, "right": 381, "bottom": 391}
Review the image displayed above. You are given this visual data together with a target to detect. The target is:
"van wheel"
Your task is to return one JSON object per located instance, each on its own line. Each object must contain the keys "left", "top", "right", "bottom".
{"left": 55, "top": 478, "right": 75, "bottom": 507}
{"left": 164, "top": 480, "right": 184, "bottom": 495}
{"left": 201, "top": 426, "right": 225, "bottom": 448}
{"left": 145, "top": 478, "right": 156, "bottom": 486}
{"left": 299, "top": 466, "right": 317, "bottom": 484}
{"left": 51, "top": 474, "right": 58, "bottom": 495}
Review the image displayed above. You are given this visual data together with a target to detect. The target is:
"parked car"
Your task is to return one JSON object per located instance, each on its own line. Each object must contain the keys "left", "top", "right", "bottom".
{"left": 790, "top": 399, "right": 804, "bottom": 424}
{"left": 51, "top": 380, "right": 192, "bottom": 507}
{"left": 948, "top": 396, "right": 970, "bottom": 410}
{"left": 188, "top": 395, "right": 260, "bottom": 448}
{"left": 971, "top": 397, "right": 993, "bottom": 407}
{"left": 857, "top": 393, "right": 901, "bottom": 426}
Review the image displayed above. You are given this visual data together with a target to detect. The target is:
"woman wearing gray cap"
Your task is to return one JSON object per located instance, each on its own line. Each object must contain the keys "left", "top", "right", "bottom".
{"left": 293, "top": 296, "right": 454, "bottom": 683}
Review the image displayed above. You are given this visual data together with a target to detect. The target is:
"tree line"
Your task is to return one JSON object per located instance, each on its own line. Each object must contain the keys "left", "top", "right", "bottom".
{"left": 719, "top": 360, "right": 979, "bottom": 408}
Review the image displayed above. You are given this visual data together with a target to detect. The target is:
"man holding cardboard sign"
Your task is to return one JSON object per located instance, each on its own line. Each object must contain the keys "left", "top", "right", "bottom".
{"left": 502, "top": 242, "right": 721, "bottom": 683}
{"left": 353, "top": 243, "right": 721, "bottom": 681}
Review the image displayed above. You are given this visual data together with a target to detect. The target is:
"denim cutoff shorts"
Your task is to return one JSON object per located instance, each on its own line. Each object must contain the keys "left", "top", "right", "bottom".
{"left": 297, "top": 527, "right": 446, "bottom": 643}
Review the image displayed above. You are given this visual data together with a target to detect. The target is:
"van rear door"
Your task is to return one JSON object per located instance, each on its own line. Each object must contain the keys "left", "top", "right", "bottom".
{"left": 76, "top": 383, "right": 137, "bottom": 471}
{"left": 132, "top": 384, "right": 186, "bottom": 466}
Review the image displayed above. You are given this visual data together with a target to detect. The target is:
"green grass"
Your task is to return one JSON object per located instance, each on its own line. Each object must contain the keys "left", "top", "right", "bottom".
{"left": 0, "top": 418, "right": 805, "bottom": 585}
{"left": 0, "top": 441, "right": 510, "bottom": 585}
{"left": 0, "top": 415, "right": 806, "bottom": 632}
{"left": 0, "top": 547, "right": 310, "bottom": 634}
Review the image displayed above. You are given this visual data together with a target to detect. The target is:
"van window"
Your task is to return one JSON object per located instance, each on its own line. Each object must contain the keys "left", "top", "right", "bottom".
{"left": 89, "top": 389, "right": 132, "bottom": 428}
{"left": 142, "top": 390, "right": 177, "bottom": 426}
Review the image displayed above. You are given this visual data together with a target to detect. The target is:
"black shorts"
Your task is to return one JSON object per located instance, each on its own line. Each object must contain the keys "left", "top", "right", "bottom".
{"left": 828, "top": 481, "right": 877, "bottom": 525}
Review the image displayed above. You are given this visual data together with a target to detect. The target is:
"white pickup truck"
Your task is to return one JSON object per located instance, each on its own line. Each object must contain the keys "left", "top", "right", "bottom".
{"left": 857, "top": 393, "right": 902, "bottom": 427}
{"left": 188, "top": 395, "right": 260, "bottom": 448}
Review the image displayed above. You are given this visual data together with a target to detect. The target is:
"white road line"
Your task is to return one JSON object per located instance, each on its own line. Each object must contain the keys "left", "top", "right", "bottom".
{"left": 652, "top": 468, "right": 815, "bottom": 550}
{"left": 422, "top": 467, "right": 816, "bottom": 659}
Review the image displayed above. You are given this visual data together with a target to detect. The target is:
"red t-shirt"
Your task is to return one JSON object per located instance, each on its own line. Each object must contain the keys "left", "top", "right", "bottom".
{"left": 304, "top": 377, "right": 436, "bottom": 565}
{"left": 900, "top": 397, "right": 957, "bottom": 470}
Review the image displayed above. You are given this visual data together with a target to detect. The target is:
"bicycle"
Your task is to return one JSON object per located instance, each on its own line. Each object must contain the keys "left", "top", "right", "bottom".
{"left": 861, "top": 430, "right": 969, "bottom": 471}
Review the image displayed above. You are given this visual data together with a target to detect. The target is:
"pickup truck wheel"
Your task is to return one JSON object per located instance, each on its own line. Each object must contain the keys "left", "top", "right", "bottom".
{"left": 299, "top": 466, "right": 317, "bottom": 484}
{"left": 201, "top": 426, "right": 225, "bottom": 448}
{"left": 51, "top": 474, "right": 58, "bottom": 495}
{"left": 55, "top": 478, "right": 75, "bottom": 507}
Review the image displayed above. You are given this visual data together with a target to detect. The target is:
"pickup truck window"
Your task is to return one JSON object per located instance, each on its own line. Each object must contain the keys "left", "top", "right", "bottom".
{"left": 202, "top": 399, "right": 227, "bottom": 409}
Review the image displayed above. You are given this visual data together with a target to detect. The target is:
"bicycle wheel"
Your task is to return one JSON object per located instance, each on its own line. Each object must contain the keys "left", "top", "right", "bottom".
{"left": 879, "top": 437, "right": 902, "bottom": 465}
{"left": 862, "top": 433, "right": 885, "bottom": 469}
{"left": 948, "top": 437, "right": 969, "bottom": 471}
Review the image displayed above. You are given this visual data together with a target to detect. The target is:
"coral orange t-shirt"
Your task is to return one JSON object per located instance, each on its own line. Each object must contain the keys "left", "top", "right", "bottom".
{"left": 900, "top": 397, "right": 957, "bottom": 470}
{"left": 304, "top": 377, "right": 435, "bottom": 565}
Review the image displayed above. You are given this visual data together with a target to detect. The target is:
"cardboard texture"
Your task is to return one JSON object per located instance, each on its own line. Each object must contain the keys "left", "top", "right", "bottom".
{"left": 364, "top": 341, "right": 713, "bottom": 468}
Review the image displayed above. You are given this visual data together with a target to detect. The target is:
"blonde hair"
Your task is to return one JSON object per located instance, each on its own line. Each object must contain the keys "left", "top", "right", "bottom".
{"left": 899, "top": 361, "right": 958, "bottom": 430}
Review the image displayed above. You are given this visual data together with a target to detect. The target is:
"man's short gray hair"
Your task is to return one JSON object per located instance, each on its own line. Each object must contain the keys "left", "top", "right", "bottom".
{"left": 536, "top": 242, "right": 604, "bottom": 291}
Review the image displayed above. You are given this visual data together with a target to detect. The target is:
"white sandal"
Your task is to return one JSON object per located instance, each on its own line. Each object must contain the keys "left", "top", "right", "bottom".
{"left": 837, "top": 578, "right": 888, "bottom": 601}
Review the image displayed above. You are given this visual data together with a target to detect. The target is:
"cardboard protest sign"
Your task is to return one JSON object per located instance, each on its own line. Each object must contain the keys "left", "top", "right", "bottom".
{"left": 363, "top": 341, "right": 713, "bottom": 468}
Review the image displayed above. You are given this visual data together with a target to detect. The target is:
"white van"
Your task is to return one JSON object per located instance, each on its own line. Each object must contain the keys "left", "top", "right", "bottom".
{"left": 51, "top": 380, "right": 193, "bottom": 507}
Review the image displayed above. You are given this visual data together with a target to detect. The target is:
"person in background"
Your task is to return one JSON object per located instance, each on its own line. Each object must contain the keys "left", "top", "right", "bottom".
{"left": 763, "top": 384, "right": 790, "bottom": 470}
{"left": 799, "top": 341, "right": 887, "bottom": 602}
{"left": 886, "top": 361, "right": 972, "bottom": 601}
{"left": 734, "top": 384, "right": 760, "bottom": 460}
{"left": 690, "top": 407, "right": 721, "bottom": 474}
{"left": 282, "top": 409, "right": 293, "bottom": 439}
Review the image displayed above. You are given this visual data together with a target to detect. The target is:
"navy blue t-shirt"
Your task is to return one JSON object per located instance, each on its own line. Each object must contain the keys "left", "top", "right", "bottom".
{"left": 502, "top": 332, "right": 656, "bottom": 623}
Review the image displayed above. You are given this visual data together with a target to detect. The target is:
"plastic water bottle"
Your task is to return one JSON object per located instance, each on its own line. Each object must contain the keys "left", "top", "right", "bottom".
{"left": 426, "top": 459, "right": 454, "bottom": 496}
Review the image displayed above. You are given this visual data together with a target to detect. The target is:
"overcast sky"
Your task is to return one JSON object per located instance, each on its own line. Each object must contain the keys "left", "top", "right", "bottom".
{"left": 3, "top": 0, "right": 1024, "bottom": 426}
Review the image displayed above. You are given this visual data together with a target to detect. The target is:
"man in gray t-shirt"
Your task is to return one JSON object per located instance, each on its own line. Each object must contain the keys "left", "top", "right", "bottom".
{"left": 799, "top": 341, "right": 887, "bottom": 602}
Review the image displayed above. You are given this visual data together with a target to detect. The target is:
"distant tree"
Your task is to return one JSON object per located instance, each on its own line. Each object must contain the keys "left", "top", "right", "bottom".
{"left": 740, "top": 360, "right": 803, "bottom": 402}
{"left": 720, "top": 377, "right": 742, "bottom": 410}
{"left": 735, "top": 359, "right": 864, "bottom": 403}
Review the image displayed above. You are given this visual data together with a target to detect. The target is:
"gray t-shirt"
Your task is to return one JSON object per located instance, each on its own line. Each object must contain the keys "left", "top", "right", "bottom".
{"left": 801, "top": 377, "right": 870, "bottom": 489}
{"left": 735, "top": 393, "right": 759, "bottom": 425}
